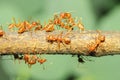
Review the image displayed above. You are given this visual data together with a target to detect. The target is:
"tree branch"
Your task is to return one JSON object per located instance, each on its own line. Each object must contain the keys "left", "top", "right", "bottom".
{"left": 0, "top": 30, "right": 120, "bottom": 57}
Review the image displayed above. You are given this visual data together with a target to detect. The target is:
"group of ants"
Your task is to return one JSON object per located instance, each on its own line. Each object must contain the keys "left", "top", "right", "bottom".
{"left": 0, "top": 12, "right": 105, "bottom": 67}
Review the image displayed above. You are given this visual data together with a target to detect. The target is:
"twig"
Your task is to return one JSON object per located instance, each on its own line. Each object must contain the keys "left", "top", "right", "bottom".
{"left": 0, "top": 30, "right": 120, "bottom": 57}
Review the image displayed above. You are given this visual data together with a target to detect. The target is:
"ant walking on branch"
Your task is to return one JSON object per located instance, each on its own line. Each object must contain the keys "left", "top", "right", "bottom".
{"left": 87, "top": 30, "right": 105, "bottom": 56}
{"left": 46, "top": 31, "right": 71, "bottom": 50}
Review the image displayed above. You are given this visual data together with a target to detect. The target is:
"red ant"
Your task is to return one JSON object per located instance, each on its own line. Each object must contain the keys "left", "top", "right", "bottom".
{"left": 23, "top": 54, "right": 30, "bottom": 64}
{"left": 37, "top": 58, "right": 47, "bottom": 64}
{"left": 46, "top": 31, "right": 71, "bottom": 50}
{"left": 9, "top": 18, "right": 42, "bottom": 34}
{"left": 60, "top": 12, "right": 71, "bottom": 19}
{"left": 27, "top": 55, "right": 38, "bottom": 67}
{"left": 23, "top": 54, "right": 47, "bottom": 67}
{"left": 87, "top": 30, "right": 105, "bottom": 55}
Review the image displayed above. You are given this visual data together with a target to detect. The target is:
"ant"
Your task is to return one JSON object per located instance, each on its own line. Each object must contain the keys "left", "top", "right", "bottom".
{"left": 58, "top": 31, "right": 71, "bottom": 45}
{"left": 46, "top": 31, "right": 71, "bottom": 50}
{"left": 23, "top": 54, "right": 47, "bottom": 68}
{"left": 17, "top": 21, "right": 32, "bottom": 34}
{"left": 37, "top": 58, "right": 47, "bottom": 64}
{"left": 31, "top": 21, "right": 39, "bottom": 27}
{"left": 23, "top": 54, "right": 30, "bottom": 64}
{"left": 46, "top": 34, "right": 57, "bottom": 43}
{"left": 27, "top": 55, "right": 38, "bottom": 67}
{"left": 60, "top": 12, "right": 71, "bottom": 19}
{"left": 9, "top": 18, "right": 42, "bottom": 34}
{"left": 18, "top": 26, "right": 26, "bottom": 34}
{"left": 8, "top": 18, "right": 26, "bottom": 34}
{"left": 37, "top": 55, "right": 47, "bottom": 69}
{"left": 24, "top": 55, "right": 38, "bottom": 67}
{"left": 87, "top": 30, "right": 105, "bottom": 55}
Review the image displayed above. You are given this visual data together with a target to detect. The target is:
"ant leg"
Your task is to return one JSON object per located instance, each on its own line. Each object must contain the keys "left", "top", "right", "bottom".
{"left": 12, "top": 17, "right": 17, "bottom": 32}
{"left": 28, "top": 64, "right": 32, "bottom": 68}
{"left": 57, "top": 31, "right": 63, "bottom": 51}
{"left": 42, "top": 64, "right": 46, "bottom": 70}
{"left": 12, "top": 17, "right": 17, "bottom": 24}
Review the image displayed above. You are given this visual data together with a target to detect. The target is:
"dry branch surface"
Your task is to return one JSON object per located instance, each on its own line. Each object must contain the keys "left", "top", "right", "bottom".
{"left": 0, "top": 30, "right": 120, "bottom": 57}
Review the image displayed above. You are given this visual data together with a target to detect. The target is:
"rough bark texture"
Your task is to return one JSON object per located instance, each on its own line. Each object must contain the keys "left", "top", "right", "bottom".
{"left": 0, "top": 30, "right": 120, "bottom": 57}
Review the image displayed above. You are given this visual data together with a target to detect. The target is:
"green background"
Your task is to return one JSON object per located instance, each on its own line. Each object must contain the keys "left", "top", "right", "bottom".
{"left": 0, "top": 0, "right": 120, "bottom": 80}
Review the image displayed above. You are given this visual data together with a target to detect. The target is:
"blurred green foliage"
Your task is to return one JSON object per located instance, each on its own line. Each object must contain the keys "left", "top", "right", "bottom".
{"left": 0, "top": 0, "right": 120, "bottom": 80}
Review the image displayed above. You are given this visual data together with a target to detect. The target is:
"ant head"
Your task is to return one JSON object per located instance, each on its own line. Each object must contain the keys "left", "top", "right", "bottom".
{"left": 0, "top": 30, "right": 4, "bottom": 36}
{"left": 99, "top": 35, "right": 105, "bottom": 42}
{"left": 32, "top": 22, "right": 38, "bottom": 26}
{"left": 46, "top": 35, "right": 57, "bottom": 41}
{"left": 60, "top": 12, "right": 71, "bottom": 19}
{"left": 64, "top": 37, "right": 71, "bottom": 44}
